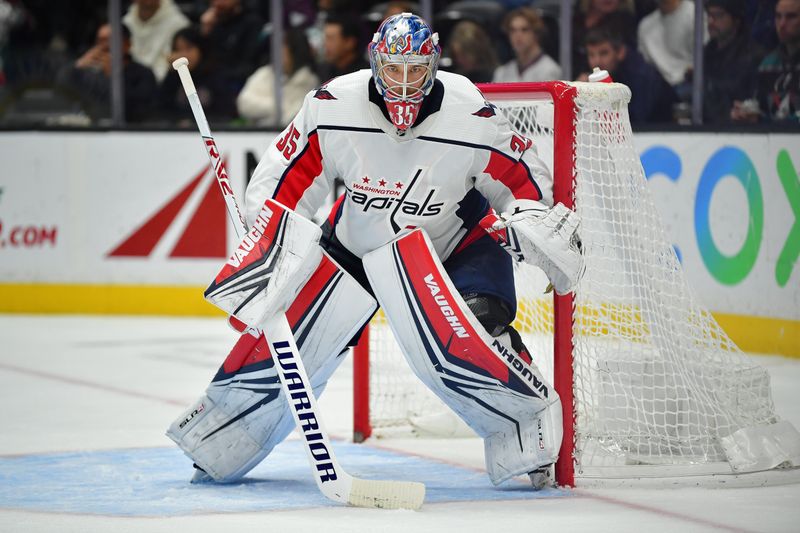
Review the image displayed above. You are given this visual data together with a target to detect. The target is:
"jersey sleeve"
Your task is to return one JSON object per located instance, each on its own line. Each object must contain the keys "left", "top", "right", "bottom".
{"left": 472, "top": 114, "right": 554, "bottom": 212}
{"left": 245, "top": 92, "right": 332, "bottom": 226}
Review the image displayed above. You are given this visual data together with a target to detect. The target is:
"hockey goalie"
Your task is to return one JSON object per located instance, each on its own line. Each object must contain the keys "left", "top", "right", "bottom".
{"left": 167, "top": 13, "right": 583, "bottom": 490}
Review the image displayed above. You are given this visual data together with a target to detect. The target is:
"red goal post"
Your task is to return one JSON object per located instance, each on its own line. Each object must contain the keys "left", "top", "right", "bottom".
{"left": 475, "top": 82, "right": 580, "bottom": 487}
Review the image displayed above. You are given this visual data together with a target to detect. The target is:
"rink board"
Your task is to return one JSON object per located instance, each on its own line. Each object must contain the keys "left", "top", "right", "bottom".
{"left": 0, "top": 440, "right": 565, "bottom": 516}
{"left": 1, "top": 130, "right": 798, "bottom": 356}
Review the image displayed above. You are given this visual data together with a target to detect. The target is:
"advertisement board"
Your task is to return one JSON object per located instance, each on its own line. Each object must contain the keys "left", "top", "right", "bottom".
{"left": 0, "top": 130, "right": 797, "bottom": 354}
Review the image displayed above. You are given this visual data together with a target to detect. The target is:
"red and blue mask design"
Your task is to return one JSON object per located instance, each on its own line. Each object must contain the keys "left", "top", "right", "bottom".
{"left": 368, "top": 13, "right": 441, "bottom": 131}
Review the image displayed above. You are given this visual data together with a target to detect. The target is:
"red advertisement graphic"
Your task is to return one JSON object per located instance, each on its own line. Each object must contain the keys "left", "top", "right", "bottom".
{"left": 108, "top": 163, "right": 228, "bottom": 258}
{"left": 0, "top": 220, "right": 58, "bottom": 249}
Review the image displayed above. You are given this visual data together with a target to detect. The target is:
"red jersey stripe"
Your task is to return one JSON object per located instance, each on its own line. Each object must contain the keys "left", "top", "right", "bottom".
{"left": 482, "top": 151, "right": 542, "bottom": 200}
{"left": 274, "top": 131, "right": 324, "bottom": 209}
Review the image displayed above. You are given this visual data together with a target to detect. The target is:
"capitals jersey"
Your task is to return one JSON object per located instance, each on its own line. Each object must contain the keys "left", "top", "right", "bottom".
{"left": 246, "top": 69, "right": 553, "bottom": 261}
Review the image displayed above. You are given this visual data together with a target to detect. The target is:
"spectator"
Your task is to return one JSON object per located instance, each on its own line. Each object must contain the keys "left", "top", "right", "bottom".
{"left": 317, "top": 13, "right": 367, "bottom": 81}
{"left": 733, "top": 0, "right": 800, "bottom": 122}
{"left": 58, "top": 22, "right": 157, "bottom": 123}
{"left": 123, "top": 0, "right": 189, "bottom": 82}
{"left": 585, "top": 27, "right": 677, "bottom": 123}
{"left": 494, "top": 7, "right": 562, "bottom": 82}
{"left": 237, "top": 29, "right": 319, "bottom": 126}
{"left": 446, "top": 20, "right": 497, "bottom": 83}
{"left": 747, "top": 0, "right": 778, "bottom": 50}
{"left": 2, "top": 2, "right": 106, "bottom": 87}
{"left": 635, "top": 0, "right": 660, "bottom": 20}
{"left": 200, "top": 0, "right": 263, "bottom": 88}
{"left": 0, "top": 0, "right": 22, "bottom": 84}
{"left": 305, "top": 2, "right": 363, "bottom": 61}
{"left": 638, "top": 0, "right": 705, "bottom": 98}
{"left": 382, "top": 2, "right": 416, "bottom": 18}
{"left": 159, "top": 26, "right": 237, "bottom": 124}
{"left": 573, "top": 0, "right": 637, "bottom": 78}
{"left": 702, "top": 0, "right": 764, "bottom": 123}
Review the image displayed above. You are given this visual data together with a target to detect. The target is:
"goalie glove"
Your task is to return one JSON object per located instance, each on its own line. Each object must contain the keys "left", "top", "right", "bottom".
{"left": 481, "top": 199, "right": 584, "bottom": 295}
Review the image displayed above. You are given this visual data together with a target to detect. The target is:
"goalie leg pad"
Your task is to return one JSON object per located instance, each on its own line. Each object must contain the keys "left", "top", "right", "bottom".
{"left": 362, "top": 229, "right": 561, "bottom": 485}
{"left": 484, "top": 380, "right": 563, "bottom": 485}
{"left": 167, "top": 253, "right": 377, "bottom": 482}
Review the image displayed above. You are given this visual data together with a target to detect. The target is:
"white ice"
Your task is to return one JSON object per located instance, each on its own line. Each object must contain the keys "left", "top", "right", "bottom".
{"left": 1, "top": 315, "right": 799, "bottom": 533}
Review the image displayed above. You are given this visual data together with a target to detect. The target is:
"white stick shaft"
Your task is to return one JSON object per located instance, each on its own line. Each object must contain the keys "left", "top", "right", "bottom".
{"left": 170, "top": 58, "right": 424, "bottom": 510}
{"left": 264, "top": 313, "right": 354, "bottom": 501}
{"left": 172, "top": 57, "right": 247, "bottom": 240}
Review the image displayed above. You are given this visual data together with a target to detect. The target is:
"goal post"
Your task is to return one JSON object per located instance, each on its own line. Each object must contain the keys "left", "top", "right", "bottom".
{"left": 477, "top": 81, "right": 580, "bottom": 486}
{"left": 352, "top": 81, "right": 800, "bottom": 487}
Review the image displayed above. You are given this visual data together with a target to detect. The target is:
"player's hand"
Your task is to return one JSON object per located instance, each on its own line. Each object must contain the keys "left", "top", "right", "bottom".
{"left": 200, "top": 7, "right": 217, "bottom": 35}
{"left": 731, "top": 100, "right": 759, "bottom": 123}
{"left": 76, "top": 46, "right": 104, "bottom": 70}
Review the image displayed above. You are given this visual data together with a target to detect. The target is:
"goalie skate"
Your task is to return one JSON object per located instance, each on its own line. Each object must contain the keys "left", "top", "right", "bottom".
{"left": 529, "top": 464, "right": 553, "bottom": 490}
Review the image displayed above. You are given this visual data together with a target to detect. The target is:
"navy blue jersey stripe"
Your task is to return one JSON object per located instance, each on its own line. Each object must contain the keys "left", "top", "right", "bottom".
{"left": 317, "top": 125, "right": 384, "bottom": 134}
{"left": 417, "top": 135, "right": 515, "bottom": 161}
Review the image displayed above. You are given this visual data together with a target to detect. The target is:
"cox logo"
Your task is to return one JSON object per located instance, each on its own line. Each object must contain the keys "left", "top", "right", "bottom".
{"left": 641, "top": 146, "right": 798, "bottom": 287}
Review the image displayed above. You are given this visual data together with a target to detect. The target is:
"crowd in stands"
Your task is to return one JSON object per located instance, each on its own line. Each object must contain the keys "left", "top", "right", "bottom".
{"left": 0, "top": 0, "right": 796, "bottom": 126}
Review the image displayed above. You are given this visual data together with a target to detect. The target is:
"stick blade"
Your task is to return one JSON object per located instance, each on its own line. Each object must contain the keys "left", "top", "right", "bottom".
{"left": 348, "top": 479, "right": 426, "bottom": 510}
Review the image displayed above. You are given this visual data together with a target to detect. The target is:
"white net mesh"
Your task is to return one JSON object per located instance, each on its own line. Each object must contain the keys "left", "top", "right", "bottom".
{"left": 565, "top": 83, "right": 776, "bottom": 474}
{"left": 363, "top": 82, "right": 782, "bottom": 476}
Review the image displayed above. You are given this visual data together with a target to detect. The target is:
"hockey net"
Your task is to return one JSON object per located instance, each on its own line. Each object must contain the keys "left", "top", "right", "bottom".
{"left": 352, "top": 81, "right": 799, "bottom": 486}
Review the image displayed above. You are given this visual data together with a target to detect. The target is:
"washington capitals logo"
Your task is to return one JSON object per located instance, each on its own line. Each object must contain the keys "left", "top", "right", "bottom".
{"left": 472, "top": 101, "right": 497, "bottom": 118}
{"left": 346, "top": 168, "right": 443, "bottom": 233}
{"left": 314, "top": 85, "right": 336, "bottom": 100}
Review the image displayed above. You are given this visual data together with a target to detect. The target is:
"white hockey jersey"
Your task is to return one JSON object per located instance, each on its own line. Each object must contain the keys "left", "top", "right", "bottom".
{"left": 246, "top": 69, "right": 553, "bottom": 261}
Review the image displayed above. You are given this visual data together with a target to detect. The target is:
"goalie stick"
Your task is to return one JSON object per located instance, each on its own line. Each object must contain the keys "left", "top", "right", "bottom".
{"left": 171, "top": 57, "right": 425, "bottom": 510}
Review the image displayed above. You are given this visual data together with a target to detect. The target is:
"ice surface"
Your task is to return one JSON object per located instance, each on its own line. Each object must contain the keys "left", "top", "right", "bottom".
{"left": 1, "top": 315, "right": 799, "bottom": 533}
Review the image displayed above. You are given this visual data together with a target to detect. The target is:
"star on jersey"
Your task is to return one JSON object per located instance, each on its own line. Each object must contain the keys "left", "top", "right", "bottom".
{"left": 379, "top": 179, "right": 387, "bottom": 187}
{"left": 362, "top": 176, "right": 370, "bottom": 183}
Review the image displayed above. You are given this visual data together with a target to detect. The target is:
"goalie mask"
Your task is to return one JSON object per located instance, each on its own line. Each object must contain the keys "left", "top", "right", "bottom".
{"left": 368, "top": 13, "right": 440, "bottom": 131}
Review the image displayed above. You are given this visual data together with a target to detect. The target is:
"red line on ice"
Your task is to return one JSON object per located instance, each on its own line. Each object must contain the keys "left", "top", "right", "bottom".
{"left": 0, "top": 362, "right": 187, "bottom": 407}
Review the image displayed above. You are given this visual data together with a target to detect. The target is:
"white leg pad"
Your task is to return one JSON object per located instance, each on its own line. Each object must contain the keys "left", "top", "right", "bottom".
{"left": 167, "top": 252, "right": 376, "bottom": 482}
{"left": 484, "top": 396, "right": 563, "bottom": 485}
{"left": 167, "top": 392, "right": 278, "bottom": 482}
{"left": 362, "top": 229, "right": 562, "bottom": 485}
